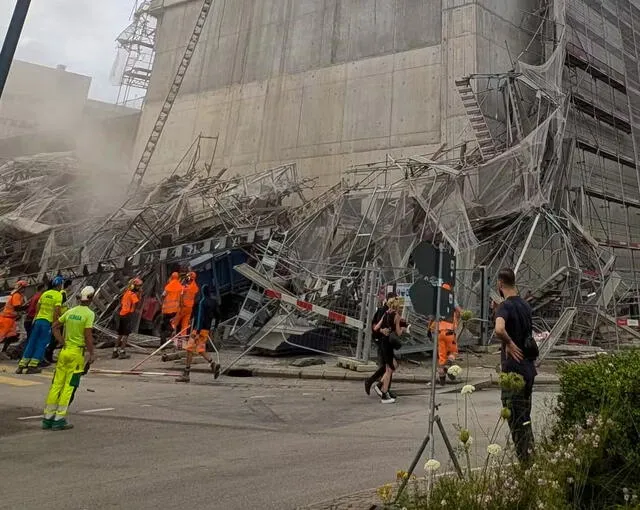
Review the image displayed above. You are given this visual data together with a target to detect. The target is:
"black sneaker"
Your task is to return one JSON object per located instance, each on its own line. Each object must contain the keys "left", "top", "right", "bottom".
{"left": 112, "top": 350, "right": 119, "bottom": 359}
{"left": 364, "top": 378, "right": 373, "bottom": 395}
{"left": 15, "top": 366, "right": 25, "bottom": 374}
{"left": 175, "top": 370, "right": 190, "bottom": 383}
{"left": 210, "top": 362, "right": 221, "bottom": 379}
{"left": 118, "top": 350, "right": 131, "bottom": 360}
{"left": 388, "top": 389, "right": 397, "bottom": 399}
{"left": 26, "top": 366, "right": 42, "bottom": 374}
{"left": 373, "top": 382, "right": 384, "bottom": 398}
{"left": 381, "top": 392, "right": 396, "bottom": 404}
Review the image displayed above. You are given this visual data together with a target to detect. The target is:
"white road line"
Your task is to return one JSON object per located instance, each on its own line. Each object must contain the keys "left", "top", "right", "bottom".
{"left": 17, "top": 415, "right": 43, "bottom": 420}
{"left": 248, "top": 395, "right": 275, "bottom": 399}
{"left": 80, "top": 408, "right": 115, "bottom": 414}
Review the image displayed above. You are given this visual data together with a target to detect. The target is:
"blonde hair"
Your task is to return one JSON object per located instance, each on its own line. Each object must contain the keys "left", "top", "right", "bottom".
{"left": 386, "top": 297, "right": 401, "bottom": 311}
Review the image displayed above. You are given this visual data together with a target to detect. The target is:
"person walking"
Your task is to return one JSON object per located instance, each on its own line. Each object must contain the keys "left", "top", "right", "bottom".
{"left": 494, "top": 268, "right": 537, "bottom": 464}
{"left": 43, "top": 280, "right": 71, "bottom": 365}
{"left": 175, "top": 284, "right": 221, "bottom": 383}
{"left": 372, "top": 297, "right": 405, "bottom": 404}
{"left": 113, "top": 278, "right": 142, "bottom": 360}
{"left": 42, "top": 286, "right": 96, "bottom": 431}
{"left": 365, "top": 292, "right": 397, "bottom": 397}
{"left": 430, "top": 283, "right": 463, "bottom": 385}
{"left": 17, "top": 276, "right": 64, "bottom": 374}
{"left": 171, "top": 271, "right": 199, "bottom": 337}
{"left": 160, "top": 272, "right": 182, "bottom": 344}
{"left": 0, "top": 280, "right": 28, "bottom": 347}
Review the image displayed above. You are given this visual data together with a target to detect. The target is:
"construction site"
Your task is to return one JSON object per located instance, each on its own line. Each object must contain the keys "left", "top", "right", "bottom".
{"left": 1, "top": 0, "right": 640, "bottom": 364}
{"left": 3, "top": 0, "right": 640, "bottom": 508}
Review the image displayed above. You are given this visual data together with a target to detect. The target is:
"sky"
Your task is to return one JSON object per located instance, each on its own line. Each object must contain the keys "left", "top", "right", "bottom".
{"left": 1, "top": 0, "right": 135, "bottom": 102}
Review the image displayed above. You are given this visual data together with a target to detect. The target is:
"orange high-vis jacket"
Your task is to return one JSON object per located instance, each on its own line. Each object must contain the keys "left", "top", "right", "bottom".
{"left": 119, "top": 289, "right": 140, "bottom": 317}
{"left": 181, "top": 281, "right": 199, "bottom": 309}
{"left": 1, "top": 292, "right": 24, "bottom": 318}
{"left": 162, "top": 276, "right": 183, "bottom": 314}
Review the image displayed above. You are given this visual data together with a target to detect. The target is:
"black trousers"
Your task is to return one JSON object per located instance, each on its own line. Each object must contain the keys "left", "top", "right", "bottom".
{"left": 366, "top": 339, "right": 395, "bottom": 387}
{"left": 501, "top": 360, "right": 536, "bottom": 464}
{"left": 160, "top": 313, "right": 176, "bottom": 342}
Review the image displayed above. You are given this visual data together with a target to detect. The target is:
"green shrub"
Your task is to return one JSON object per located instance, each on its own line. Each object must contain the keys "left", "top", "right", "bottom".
{"left": 556, "top": 349, "right": 640, "bottom": 505}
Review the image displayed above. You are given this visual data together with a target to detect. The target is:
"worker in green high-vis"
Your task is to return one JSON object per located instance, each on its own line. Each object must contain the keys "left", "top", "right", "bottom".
{"left": 42, "top": 286, "right": 96, "bottom": 431}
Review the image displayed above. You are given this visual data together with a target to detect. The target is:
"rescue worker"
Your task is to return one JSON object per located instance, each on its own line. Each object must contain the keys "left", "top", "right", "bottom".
{"left": 160, "top": 272, "right": 182, "bottom": 344}
{"left": 23, "top": 283, "right": 45, "bottom": 340}
{"left": 43, "top": 280, "right": 72, "bottom": 366}
{"left": 17, "top": 276, "right": 64, "bottom": 373}
{"left": 0, "top": 280, "right": 29, "bottom": 349}
{"left": 176, "top": 284, "right": 221, "bottom": 383}
{"left": 42, "top": 285, "right": 96, "bottom": 431}
{"left": 171, "top": 271, "right": 199, "bottom": 337}
{"left": 113, "top": 278, "right": 142, "bottom": 360}
{"left": 430, "top": 282, "right": 463, "bottom": 385}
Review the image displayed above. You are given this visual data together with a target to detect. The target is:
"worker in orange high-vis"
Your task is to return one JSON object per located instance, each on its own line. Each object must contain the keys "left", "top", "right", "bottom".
{"left": 113, "top": 278, "right": 142, "bottom": 360}
{"left": 0, "top": 280, "right": 28, "bottom": 349}
{"left": 160, "top": 272, "right": 182, "bottom": 344}
{"left": 430, "top": 282, "right": 463, "bottom": 386}
{"left": 171, "top": 272, "right": 199, "bottom": 337}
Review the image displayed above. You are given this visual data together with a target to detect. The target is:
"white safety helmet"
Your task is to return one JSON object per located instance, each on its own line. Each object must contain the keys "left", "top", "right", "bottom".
{"left": 80, "top": 286, "right": 95, "bottom": 302}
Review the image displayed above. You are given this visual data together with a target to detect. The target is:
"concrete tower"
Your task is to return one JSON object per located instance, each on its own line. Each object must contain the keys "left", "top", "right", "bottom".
{"left": 133, "top": 0, "right": 538, "bottom": 186}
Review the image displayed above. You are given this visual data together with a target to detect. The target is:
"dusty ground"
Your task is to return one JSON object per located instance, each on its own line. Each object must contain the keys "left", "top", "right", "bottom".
{"left": 0, "top": 349, "right": 558, "bottom": 510}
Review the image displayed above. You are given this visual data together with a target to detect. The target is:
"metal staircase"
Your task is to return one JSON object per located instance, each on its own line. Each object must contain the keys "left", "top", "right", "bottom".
{"left": 130, "top": 0, "right": 214, "bottom": 188}
{"left": 229, "top": 232, "right": 288, "bottom": 343}
{"left": 536, "top": 307, "right": 577, "bottom": 365}
{"left": 455, "top": 77, "right": 499, "bottom": 161}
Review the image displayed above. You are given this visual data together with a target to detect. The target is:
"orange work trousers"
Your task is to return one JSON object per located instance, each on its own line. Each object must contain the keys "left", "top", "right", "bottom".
{"left": 171, "top": 307, "right": 193, "bottom": 335}
{"left": 438, "top": 330, "right": 458, "bottom": 367}
{"left": 0, "top": 316, "right": 18, "bottom": 340}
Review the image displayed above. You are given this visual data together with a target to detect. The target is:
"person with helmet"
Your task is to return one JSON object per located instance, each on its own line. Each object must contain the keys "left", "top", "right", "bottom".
{"left": 160, "top": 272, "right": 182, "bottom": 344}
{"left": 171, "top": 271, "right": 199, "bottom": 337}
{"left": 43, "top": 279, "right": 73, "bottom": 365}
{"left": 176, "top": 284, "right": 221, "bottom": 383}
{"left": 429, "top": 282, "right": 463, "bottom": 385}
{"left": 114, "top": 278, "right": 143, "bottom": 360}
{"left": 17, "top": 276, "right": 64, "bottom": 373}
{"left": 42, "top": 286, "right": 96, "bottom": 431}
{"left": 0, "top": 280, "right": 29, "bottom": 349}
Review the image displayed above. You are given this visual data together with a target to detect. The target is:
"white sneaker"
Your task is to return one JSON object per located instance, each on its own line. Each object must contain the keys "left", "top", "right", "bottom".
{"left": 381, "top": 392, "right": 396, "bottom": 404}
{"left": 373, "top": 383, "right": 384, "bottom": 398}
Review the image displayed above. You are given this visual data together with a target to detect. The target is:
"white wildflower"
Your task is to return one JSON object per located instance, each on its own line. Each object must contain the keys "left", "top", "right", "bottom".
{"left": 487, "top": 443, "right": 502, "bottom": 456}
{"left": 440, "top": 500, "right": 447, "bottom": 507}
{"left": 461, "top": 384, "right": 475, "bottom": 395}
{"left": 625, "top": 494, "right": 630, "bottom": 502}
{"left": 447, "top": 364, "right": 462, "bottom": 377}
{"left": 538, "top": 503, "right": 545, "bottom": 509}
{"left": 424, "top": 459, "right": 441, "bottom": 472}
{"left": 567, "top": 477, "right": 574, "bottom": 484}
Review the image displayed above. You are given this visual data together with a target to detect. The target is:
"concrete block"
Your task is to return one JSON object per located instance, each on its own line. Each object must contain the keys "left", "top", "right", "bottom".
{"left": 394, "top": 45, "right": 442, "bottom": 71}
{"left": 299, "top": 81, "right": 346, "bottom": 145}
{"left": 322, "top": 370, "right": 347, "bottom": 381}
{"left": 346, "top": 54, "right": 394, "bottom": 81}
{"left": 391, "top": 66, "right": 441, "bottom": 136}
{"left": 342, "top": 73, "right": 392, "bottom": 141}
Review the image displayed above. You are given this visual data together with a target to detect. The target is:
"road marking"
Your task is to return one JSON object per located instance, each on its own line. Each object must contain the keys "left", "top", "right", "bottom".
{"left": 0, "top": 375, "right": 41, "bottom": 387}
{"left": 248, "top": 395, "right": 275, "bottom": 399}
{"left": 17, "top": 415, "right": 43, "bottom": 421}
{"left": 80, "top": 408, "right": 115, "bottom": 414}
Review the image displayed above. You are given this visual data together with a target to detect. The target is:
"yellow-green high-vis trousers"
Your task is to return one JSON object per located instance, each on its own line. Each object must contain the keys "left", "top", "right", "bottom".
{"left": 43, "top": 346, "right": 85, "bottom": 428}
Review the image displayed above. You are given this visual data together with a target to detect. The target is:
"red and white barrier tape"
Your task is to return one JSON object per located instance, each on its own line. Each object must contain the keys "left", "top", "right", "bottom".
{"left": 264, "top": 289, "right": 363, "bottom": 329}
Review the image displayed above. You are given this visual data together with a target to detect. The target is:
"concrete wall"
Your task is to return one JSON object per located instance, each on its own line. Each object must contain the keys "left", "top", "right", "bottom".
{"left": 0, "top": 61, "right": 91, "bottom": 139}
{"left": 133, "top": 0, "right": 537, "bottom": 186}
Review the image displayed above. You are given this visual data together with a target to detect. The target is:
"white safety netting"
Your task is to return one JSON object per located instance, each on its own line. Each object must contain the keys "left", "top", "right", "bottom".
{"left": 517, "top": 0, "right": 567, "bottom": 101}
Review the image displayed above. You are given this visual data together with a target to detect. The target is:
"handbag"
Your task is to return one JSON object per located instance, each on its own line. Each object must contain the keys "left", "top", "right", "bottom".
{"left": 523, "top": 333, "right": 539, "bottom": 360}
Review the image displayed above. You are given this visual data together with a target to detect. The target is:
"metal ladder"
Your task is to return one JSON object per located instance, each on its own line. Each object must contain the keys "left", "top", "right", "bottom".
{"left": 537, "top": 307, "right": 577, "bottom": 365}
{"left": 229, "top": 232, "right": 288, "bottom": 343}
{"left": 130, "top": 0, "right": 214, "bottom": 188}
{"left": 455, "top": 77, "right": 499, "bottom": 161}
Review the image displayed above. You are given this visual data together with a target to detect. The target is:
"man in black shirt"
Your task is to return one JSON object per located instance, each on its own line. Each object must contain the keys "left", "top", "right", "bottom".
{"left": 494, "top": 268, "right": 536, "bottom": 464}
{"left": 364, "top": 292, "right": 396, "bottom": 398}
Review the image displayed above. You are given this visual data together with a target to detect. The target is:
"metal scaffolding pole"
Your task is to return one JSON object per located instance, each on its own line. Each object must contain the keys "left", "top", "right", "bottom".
{"left": 0, "top": 0, "right": 32, "bottom": 99}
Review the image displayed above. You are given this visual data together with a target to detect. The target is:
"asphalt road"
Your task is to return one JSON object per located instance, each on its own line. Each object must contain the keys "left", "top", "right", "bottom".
{"left": 0, "top": 360, "right": 557, "bottom": 510}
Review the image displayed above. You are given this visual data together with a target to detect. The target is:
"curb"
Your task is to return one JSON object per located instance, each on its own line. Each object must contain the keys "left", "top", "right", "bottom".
{"left": 188, "top": 365, "right": 560, "bottom": 386}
